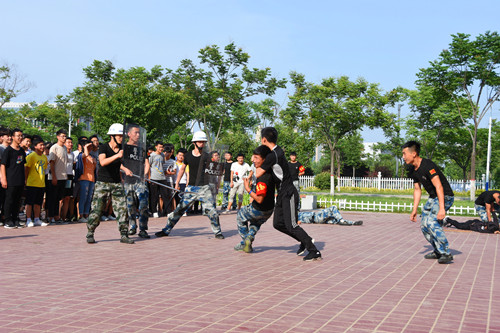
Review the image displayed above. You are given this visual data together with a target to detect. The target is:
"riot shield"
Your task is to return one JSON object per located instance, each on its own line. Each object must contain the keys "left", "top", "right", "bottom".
{"left": 122, "top": 123, "right": 148, "bottom": 185}
{"left": 199, "top": 144, "right": 228, "bottom": 199}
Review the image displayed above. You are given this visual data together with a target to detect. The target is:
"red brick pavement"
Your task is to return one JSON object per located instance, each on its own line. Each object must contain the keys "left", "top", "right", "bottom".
{"left": 1, "top": 212, "right": 499, "bottom": 333}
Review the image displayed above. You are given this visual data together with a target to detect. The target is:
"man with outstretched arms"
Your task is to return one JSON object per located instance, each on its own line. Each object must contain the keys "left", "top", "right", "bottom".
{"left": 86, "top": 123, "right": 135, "bottom": 244}
{"left": 255, "top": 127, "right": 321, "bottom": 261}
{"left": 403, "top": 141, "right": 454, "bottom": 264}
{"left": 155, "top": 131, "right": 224, "bottom": 239}
{"left": 234, "top": 145, "right": 275, "bottom": 253}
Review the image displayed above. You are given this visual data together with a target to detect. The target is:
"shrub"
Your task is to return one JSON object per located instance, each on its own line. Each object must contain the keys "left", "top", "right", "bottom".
{"left": 314, "top": 172, "right": 335, "bottom": 190}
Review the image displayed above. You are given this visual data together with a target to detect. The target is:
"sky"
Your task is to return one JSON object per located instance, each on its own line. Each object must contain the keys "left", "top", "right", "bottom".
{"left": 2, "top": 0, "right": 499, "bottom": 142}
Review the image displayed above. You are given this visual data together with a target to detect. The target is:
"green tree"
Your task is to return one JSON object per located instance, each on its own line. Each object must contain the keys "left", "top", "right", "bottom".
{"left": 416, "top": 31, "right": 500, "bottom": 199}
{"left": 71, "top": 60, "right": 193, "bottom": 141}
{"left": 338, "top": 132, "right": 365, "bottom": 179}
{"left": 166, "top": 43, "right": 287, "bottom": 150}
{"left": 287, "top": 72, "right": 404, "bottom": 194}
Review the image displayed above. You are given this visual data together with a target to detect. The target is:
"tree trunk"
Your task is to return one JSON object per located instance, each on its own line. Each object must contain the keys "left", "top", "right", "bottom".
{"left": 470, "top": 127, "right": 477, "bottom": 200}
{"left": 330, "top": 147, "right": 335, "bottom": 195}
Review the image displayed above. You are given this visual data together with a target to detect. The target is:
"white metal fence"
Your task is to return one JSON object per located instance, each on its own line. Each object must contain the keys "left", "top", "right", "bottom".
{"left": 299, "top": 174, "right": 491, "bottom": 192}
{"left": 317, "top": 198, "right": 477, "bottom": 216}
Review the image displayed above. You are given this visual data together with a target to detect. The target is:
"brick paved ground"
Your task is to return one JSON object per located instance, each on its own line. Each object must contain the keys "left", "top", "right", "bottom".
{"left": 1, "top": 211, "right": 499, "bottom": 333}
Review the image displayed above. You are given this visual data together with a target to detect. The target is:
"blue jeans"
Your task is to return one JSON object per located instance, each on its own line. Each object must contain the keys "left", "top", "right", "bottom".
{"left": 79, "top": 180, "right": 95, "bottom": 216}
{"left": 421, "top": 195, "right": 454, "bottom": 255}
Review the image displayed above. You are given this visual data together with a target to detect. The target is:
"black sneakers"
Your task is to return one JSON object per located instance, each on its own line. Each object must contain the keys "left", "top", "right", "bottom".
{"left": 138, "top": 230, "right": 150, "bottom": 239}
{"left": 353, "top": 221, "right": 363, "bottom": 225}
{"left": 128, "top": 228, "right": 137, "bottom": 236}
{"left": 86, "top": 233, "right": 96, "bottom": 244}
{"left": 438, "top": 254, "right": 454, "bottom": 264}
{"left": 155, "top": 230, "right": 169, "bottom": 238}
{"left": 296, "top": 243, "right": 306, "bottom": 256}
{"left": 4, "top": 221, "right": 16, "bottom": 229}
{"left": 303, "top": 251, "right": 322, "bottom": 261}
{"left": 424, "top": 252, "right": 440, "bottom": 259}
{"left": 215, "top": 233, "right": 225, "bottom": 239}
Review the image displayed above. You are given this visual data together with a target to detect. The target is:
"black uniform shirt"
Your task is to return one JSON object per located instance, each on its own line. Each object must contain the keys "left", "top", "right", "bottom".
{"left": 288, "top": 161, "right": 304, "bottom": 181}
{"left": 475, "top": 190, "right": 500, "bottom": 206}
{"left": 184, "top": 151, "right": 209, "bottom": 186}
{"left": 223, "top": 161, "right": 233, "bottom": 182}
{"left": 97, "top": 143, "right": 122, "bottom": 183}
{"left": 408, "top": 159, "right": 454, "bottom": 199}
{"left": 260, "top": 145, "right": 295, "bottom": 196}
{"left": 252, "top": 173, "right": 275, "bottom": 211}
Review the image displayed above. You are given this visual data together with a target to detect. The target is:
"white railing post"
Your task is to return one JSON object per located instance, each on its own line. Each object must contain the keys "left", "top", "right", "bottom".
{"left": 377, "top": 172, "right": 382, "bottom": 191}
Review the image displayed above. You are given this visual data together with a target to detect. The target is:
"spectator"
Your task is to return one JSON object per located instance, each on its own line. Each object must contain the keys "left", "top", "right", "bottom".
{"left": 60, "top": 137, "right": 75, "bottom": 222}
{"left": 25, "top": 136, "right": 49, "bottom": 227}
{"left": 0, "top": 127, "right": 12, "bottom": 226}
{"left": 1, "top": 128, "right": 26, "bottom": 228}
{"left": 225, "top": 153, "right": 251, "bottom": 213}
{"left": 221, "top": 152, "right": 235, "bottom": 210}
{"left": 21, "top": 134, "right": 32, "bottom": 155}
{"left": 163, "top": 143, "right": 176, "bottom": 215}
{"left": 288, "top": 152, "right": 305, "bottom": 210}
{"left": 148, "top": 141, "right": 167, "bottom": 217}
{"left": 47, "top": 129, "right": 69, "bottom": 224}
{"left": 77, "top": 141, "right": 97, "bottom": 223}
{"left": 72, "top": 136, "right": 88, "bottom": 218}
{"left": 174, "top": 148, "right": 188, "bottom": 214}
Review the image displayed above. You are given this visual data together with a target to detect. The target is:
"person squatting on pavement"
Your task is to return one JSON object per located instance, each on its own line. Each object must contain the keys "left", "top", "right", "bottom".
{"left": 472, "top": 190, "right": 500, "bottom": 223}
{"left": 402, "top": 141, "right": 455, "bottom": 264}
{"left": 155, "top": 131, "right": 224, "bottom": 239}
{"left": 234, "top": 145, "right": 275, "bottom": 253}
{"left": 298, "top": 205, "right": 363, "bottom": 225}
{"left": 122, "top": 124, "right": 151, "bottom": 239}
{"left": 256, "top": 127, "right": 321, "bottom": 261}
{"left": 86, "top": 123, "right": 135, "bottom": 244}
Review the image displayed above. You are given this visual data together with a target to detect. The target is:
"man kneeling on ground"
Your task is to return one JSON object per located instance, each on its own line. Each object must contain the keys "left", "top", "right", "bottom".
{"left": 234, "top": 145, "right": 275, "bottom": 253}
{"left": 298, "top": 206, "right": 363, "bottom": 225}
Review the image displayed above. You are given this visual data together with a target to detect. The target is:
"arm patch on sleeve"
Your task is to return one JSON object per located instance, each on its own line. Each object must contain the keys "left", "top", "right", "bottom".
{"left": 256, "top": 182, "right": 267, "bottom": 196}
{"left": 299, "top": 165, "right": 305, "bottom": 173}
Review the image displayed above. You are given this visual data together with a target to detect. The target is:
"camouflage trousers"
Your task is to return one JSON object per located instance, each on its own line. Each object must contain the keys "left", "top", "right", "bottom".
{"left": 161, "top": 185, "right": 222, "bottom": 236}
{"left": 475, "top": 204, "right": 500, "bottom": 222}
{"left": 125, "top": 182, "right": 149, "bottom": 231}
{"left": 298, "top": 205, "right": 354, "bottom": 224}
{"left": 421, "top": 195, "right": 454, "bottom": 255}
{"left": 87, "top": 181, "right": 129, "bottom": 236}
{"left": 235, "top": 204, "right": 274, "bottom": 246}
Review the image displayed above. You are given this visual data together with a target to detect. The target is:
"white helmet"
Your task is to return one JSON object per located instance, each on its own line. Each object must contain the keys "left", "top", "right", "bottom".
{"left": 107, "top": 123, "right": 124, "bottom": 135}
{"left": 192, "top": 130, "right": 208, "bottom": 142}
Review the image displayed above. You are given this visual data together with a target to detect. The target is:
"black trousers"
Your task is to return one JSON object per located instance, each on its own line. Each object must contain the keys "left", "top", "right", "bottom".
{"left": 46, "top": 180, "right": 66, "bottom": 218}
{"left": 4, "top": 185, "right": 24, "bottom": 223}
{"left": 273, "top": 188, "right": 317, "bottom": 252}
{"left": 149, "top": 179, "right": 173, "bottom": 215}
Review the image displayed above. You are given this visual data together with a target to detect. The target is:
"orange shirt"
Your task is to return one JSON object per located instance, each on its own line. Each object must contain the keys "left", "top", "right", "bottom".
{"left": 80, "top": 155, "right": 96, "bottom": 182}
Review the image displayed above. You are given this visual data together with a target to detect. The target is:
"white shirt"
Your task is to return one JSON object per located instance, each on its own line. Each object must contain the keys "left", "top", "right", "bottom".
{"left": 231, "top": 162, "right": 251, "bottom": 184}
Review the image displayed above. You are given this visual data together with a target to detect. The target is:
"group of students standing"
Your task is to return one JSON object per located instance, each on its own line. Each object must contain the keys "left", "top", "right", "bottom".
{"left": 0, "top": 127, "right": 101, "bottom": 229}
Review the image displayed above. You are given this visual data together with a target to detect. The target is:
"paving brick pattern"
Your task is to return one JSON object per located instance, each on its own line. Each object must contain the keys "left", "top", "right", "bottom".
{"left": 1, "top": 212, "right": 499, "bottom": 332}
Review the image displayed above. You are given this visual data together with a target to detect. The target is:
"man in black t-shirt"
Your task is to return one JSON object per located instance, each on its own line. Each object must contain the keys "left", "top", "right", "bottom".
{"left": 1, "top": 128, "right": 26, "bottom": 229}
{"left": 288, "top": 152, "right": 305, "bottom": 210}
{"left": 473, "top": 190, "right": 500, "bottom": 223}
{"left": 234, "top": 145, "right": 275, "bottom": 253}
{"left": 122, "top": 124, "right": 151, "bottom": 239}
{"left": 221, "top": 152, "right": 236, "bottom": 210}
{"left": 155, "top": 131, "right": 224, "bottom": 239}
{"left": 86, "top": 123, "right": 135, "bottom": 244}
{"left": 256, "top": 127, "right": 321, "bottom": 261}
{"left": 402, "top": 141, "right": 454, "bottom": 264}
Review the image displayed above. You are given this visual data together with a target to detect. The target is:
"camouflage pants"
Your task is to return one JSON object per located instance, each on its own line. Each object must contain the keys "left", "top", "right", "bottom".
{"left": 87, "top": 181, "right": 129, "bottom": 236}
{"left": 421, "top": 195, "right": 454, "bottom": 255}
{"left": 235, "top": 204, "right": 273, "bottom": 246}
{"left": 125, "top": 182, "right": 149, "bottom": 231}
{"left": 298, "top": 205, "right": 353, "bottom": 224}
{"left": 161, "top": 185, "right": 222, "bottom": 236}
